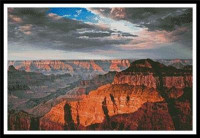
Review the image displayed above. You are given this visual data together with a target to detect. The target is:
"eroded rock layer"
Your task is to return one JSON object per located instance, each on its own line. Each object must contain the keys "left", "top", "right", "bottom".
{"left": 8, "top": 59, "right": 193, "bottom": 130}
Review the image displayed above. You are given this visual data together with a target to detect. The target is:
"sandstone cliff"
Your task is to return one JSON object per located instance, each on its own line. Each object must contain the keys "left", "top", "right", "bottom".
{"left": 38, "top": 59, "right": 192, "bottom": 130}
{"left": 87, "top": 102, "right": 175, "bottom": 130}
{"left": 8, "top": 110, "right": 39, "bottom": 130}
{"left": 8, "top": 59, "right": 193, "bottom": 130}
{"left": 8, "top": 60, "right": 131, "bottom": 74}
{"left": 39, "top": 83, "right": 164, "bottom": 130}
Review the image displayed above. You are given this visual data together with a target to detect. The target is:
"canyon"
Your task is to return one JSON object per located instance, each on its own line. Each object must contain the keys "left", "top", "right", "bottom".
{"left": 8, "top": 60, "right": 131, "bottom": 79}
{"left": 8, "top": 59, "right": 191, "bottom": 79}
{"left": 8, "top": 59, "right": 193, "bottom": 130}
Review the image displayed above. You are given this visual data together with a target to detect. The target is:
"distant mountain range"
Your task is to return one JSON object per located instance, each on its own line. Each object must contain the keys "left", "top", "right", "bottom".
{"left": 8, "top": 60, "right": 130, "bottom": 79}
{"left": 8, "top": 59, "right": 192, "bottom": 79}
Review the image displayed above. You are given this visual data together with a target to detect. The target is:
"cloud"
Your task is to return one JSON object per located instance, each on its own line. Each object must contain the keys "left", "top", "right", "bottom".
{"left": 110, "top": 8, "right": 126, "bottom": 19}
{"left": 8, "top": 8, "right": 132, "bottom": 53}
{"left": 134, "top": 8, "right": 192, "bottom": 32}
{"left": 47, "top": 13, "right": 62, "bottom": 20}
{"left": 8, "top": 14, "right": 23, "bottom": 23}
{"left": 119, "top": 25, "right": 192, "bottom": 50}
{"left": 120, "top": 32, "right": 138, "bottom": 37}
{"left": 18, "top": 24, "right": 33, "bottom": 35}
{"left": 8, "top": 8, "right": 192, "bottom": 59}
{"left": 89, "top": 8, "right": 192, "bottom": 32}
{"left": 89, "top": 8, "right": 192, "bottom": 49}
{"left": 75, "top": 9, "right": 82, "bottom": 17}
{"left": 87, "top": 8, "right": 111, "bottom": 17}
{"left": 76, "top": 28, "right": 112, "bottom": 38}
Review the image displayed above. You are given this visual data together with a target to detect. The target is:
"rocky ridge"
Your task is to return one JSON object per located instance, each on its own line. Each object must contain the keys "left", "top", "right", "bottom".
{"left": 8, "top": 59, "right": 193, "bottom": 130}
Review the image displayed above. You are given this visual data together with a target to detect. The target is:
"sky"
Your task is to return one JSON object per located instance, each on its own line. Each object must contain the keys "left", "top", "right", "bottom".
{"left": 7, "top": 7, "right": 193, "bottom": 60}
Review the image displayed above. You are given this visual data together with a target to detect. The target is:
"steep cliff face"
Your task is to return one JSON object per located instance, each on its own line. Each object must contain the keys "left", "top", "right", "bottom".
{"left": 8, "top": 60, "right": 131, "bottom": 76}
{"left": 35, "top": 60, "right": 74, "bottom": 72}
{"left": 8, "top": 59, "right": 192, "bottom": 75}
{"left": 69, "top": 84, "right": 163, "bottom": 127}
{"left": 39, "top": 59, "right": 192, "bottom": 130}
{"left": 73, "top": 60, "right": 104, "bottom": 72}
{"left": 40, "top": 84, "right": 163, "bottom": 129}
{"left": 87, "top": 102, "right": 175, "bottom": 130}
{"left": 39, "top": 101, "right": 66, "bottom": 130}
{"left": 8, "top": 59, "right": 193, "bottom": 130}
{"left": 13, "top": 60, "right": 74, "bottom": 72}
{"left": 163, "top": 75, "right": 192, "bottom": 88}
{"left": 8, "top": 110, "right": 39, "bottom": 130}
{"left": 73, "top": 61, "right": 94, "bottom": 70}
{"left": 169, "top": 100, "right": 192, "bottom": 130}
{"left": 113, "top": 73, "right": 192, "bottom": 90}
{"left": 113, "top": 59, "right": 192, "bottom": 89}
{"left": 109, "top": 60, "right": 130, "bottom": 72}
{"left": 135, "top": 102, "right": 175, "bottom": 130}
{"left": 9, "top": 110, "right": 31, "bottom": 130}
{"left": 111, "top": 59, "right": 172, "bottom": 88}
{"left": 167, "top": 87, "right": 192, "bottom": 130}
{"left": 113, "top": 73, "right": 159, "bottom": 89}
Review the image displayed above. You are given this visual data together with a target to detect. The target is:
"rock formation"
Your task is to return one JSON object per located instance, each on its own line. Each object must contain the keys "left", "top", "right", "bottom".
{"left": 8, "top": 59, "right": 193, "bottom": 130}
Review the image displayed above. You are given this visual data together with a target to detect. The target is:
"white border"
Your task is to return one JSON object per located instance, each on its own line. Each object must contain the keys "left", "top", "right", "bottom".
{"left": 4, "top": 4, "right": 197, "bottom": 135}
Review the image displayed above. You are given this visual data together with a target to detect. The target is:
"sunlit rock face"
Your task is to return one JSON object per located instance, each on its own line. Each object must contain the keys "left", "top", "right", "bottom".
{"left": 8, "top": 60, "right": 131, "bottom": 73}
{"left": 39, "top": 101, "right": 66, "bottom": 130}
{"left": 113, "top": 59, "right": 192, "bottom": 99}
{"left": 9, "top": 60, "right": 74, "bottom": 73}
{"left": 40, "top": 84, "right": 163, "bottom": 129}
{"left": 67, "top": 84, "right": 163, "bottom": 127}
{"left": 113, "top": 73, "right": 159, "bottom": 89}
{"left": 163, "top": 76, "right": 192, "bottom": 89}
{"left": 39, "top": 59, "right": 192, "bottom": 130}
{"left": 109, "top": 60, "right": 130, "bottom": 72}
{"left": 8, "top": 59, "right": 193, "bottom": 130}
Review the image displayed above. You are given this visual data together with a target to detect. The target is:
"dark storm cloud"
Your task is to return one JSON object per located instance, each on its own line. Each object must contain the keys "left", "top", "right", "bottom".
{"left": 8, "top": 7, "right": 193, "bottom": 60}
{"left": 77, "top": 31, "right": 111, "bottom": 38}
{"left": 120, "top": 32, "right": 138, "bottom": 37}
{"left": 131, "top": 8, "right": 193, "bottom": 49}
{"left": 90, "top": 8, "right": 192, "bottom": 48}
{"left": 91, "top": 8, "right": 192, "bottom": 31}
{"left": 33, "top": 30, "right": 129, "bottom": 51}
{"left": 8, "top": 8, "right": 131, "bottom": 52}
{"left": 75, "top": 30, "right": 138, "bottom": 38}
{"left": 172, "top": 23, "right": 192, "bottom": 49}
{"left": 128, "top": 8, "right": 192, "bottom": 32}
{"left": 9, "top": 8, "right": 95, "bottom": 30}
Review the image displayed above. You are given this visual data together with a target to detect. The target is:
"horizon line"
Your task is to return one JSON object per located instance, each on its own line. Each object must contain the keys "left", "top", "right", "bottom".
{"left": 7, "top": 58, "right": 193, "bottom": 61}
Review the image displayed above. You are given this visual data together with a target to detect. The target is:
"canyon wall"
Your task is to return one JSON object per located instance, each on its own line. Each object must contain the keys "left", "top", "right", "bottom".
{"left": 8, "top": 60, "right": 131, "bottom": 75}
{"left": 8, "top": 59, "right": 193, "bottom": 130}
{"left": 39, "top": 84, "right": 164, "bottom": 129}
